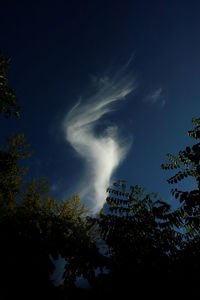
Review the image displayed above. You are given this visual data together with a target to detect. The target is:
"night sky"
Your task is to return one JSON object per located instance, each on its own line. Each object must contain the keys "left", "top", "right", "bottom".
{"left": 1, "top": 0, "right": 200, "bottom": 212}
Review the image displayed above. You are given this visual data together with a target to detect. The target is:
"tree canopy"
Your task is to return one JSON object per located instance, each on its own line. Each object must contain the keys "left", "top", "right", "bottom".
{"left": 0, "top": 132, "right": 100, "bottom": 299}
{"left": 1, "top": 50, "right": 200, "bottom": 299}
{"left": 0, "top": 51, "right": 21, "bottom": 118}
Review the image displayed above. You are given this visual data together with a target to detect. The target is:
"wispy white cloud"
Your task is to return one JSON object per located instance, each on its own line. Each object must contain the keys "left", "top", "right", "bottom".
{"left": 63, "top": 67, "right": 136, "bottom": 213}
{"left": 145, "top": 87, "right": 166, "bottom": 108}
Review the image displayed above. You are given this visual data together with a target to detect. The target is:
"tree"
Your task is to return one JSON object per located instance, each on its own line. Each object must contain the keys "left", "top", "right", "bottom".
{"left": 91, "top": 182, "right": 182, "bottom": 297}
{"left": 0, "top": 134, "right": 102, "bottom": 299}
{"left": 0, "top": 133, "right": 32, "bottom": 218}
{"left": 161, "top": 117, "right": 200, "bottom": 294}
{"left": 0, "top": 177, "right": 97, "bottom": 299}
{"left": 0, "top": 148, "right": 97, "bottom": 299}
{"left": 0, "top": 51, "right": 102, "bottom": 299}
{"left": 161, "top": 117, "right": 200, "bottom": 235}
{"left": 0, "top": 51, "right": 21, "bottom": 118}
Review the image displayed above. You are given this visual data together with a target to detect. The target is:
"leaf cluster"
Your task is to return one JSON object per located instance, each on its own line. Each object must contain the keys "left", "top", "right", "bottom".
{"left": 0, "top": 134, "right": 100, "bottom": 299}
{"left": 0, "top": 51, "right": 21, "bottom": 118}
{"left": 161, "top": 118, "right": 200, "bottom": 234}
{"left": 2, "top": 51, "right": 200, "bottom": 298}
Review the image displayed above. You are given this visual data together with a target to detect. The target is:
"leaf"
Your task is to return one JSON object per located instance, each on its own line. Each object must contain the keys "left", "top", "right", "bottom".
{"left": 186, "top": 147, "right": 191, "bottom": 153}
{"left": 175, "top": 193, "right": 179, "bottom": 199}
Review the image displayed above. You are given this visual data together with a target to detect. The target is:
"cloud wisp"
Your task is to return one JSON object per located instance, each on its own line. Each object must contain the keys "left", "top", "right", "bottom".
{"left": 145, "top": 87, "right": 166, "bottom": 108}
{"left": 63, "top": 68, "right": 136, "bottom": 213}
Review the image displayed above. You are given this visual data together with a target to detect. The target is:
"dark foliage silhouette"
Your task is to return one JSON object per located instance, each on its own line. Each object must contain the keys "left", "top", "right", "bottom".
{"left": 0, "top": 51, "right": 21, "bottom": 118}
{"left": 1, "top": 51, "right": 200, "bottom": 299}
{"left": 0, "top": 51, "right": 100, "bottom": 300}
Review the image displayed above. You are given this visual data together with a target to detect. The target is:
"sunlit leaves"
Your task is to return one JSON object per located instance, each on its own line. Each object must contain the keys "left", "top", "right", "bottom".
{"left": 188, "top": 117, "right": 200, "bottom": 140}
{"left": 0, "top": 133, "right": 32, "bottom": 217}
{"left": 57, "top": 194, "right": 88, "bottom": 221}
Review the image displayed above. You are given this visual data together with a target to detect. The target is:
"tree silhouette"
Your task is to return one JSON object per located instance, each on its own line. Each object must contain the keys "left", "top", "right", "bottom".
{"left": 161, "top": 118, "right": 200, "bottom": 236}
{"left": 0, "top": 51, "right": 101, "bottom": 299}
{"left": 0, "top": 51, "right": 21, "bottom": 118}
{"left": 89, "top": 182, "right": 183, "bottom": 297}
{"left": 2, "top": 50, "right": 200, "bottom": 298}
{"left": 161, "top": 117, "right": 200, "bottom": 295}
{"left": 0, "top": 134, "right": 100, "bottom": 299}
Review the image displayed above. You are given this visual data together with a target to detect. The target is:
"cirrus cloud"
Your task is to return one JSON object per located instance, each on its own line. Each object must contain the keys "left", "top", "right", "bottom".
{"left": 63, "top": 67, "right": 136, "bottom": 213}
{"left": 145, "top": 87, "right": 166, "bottom": 108}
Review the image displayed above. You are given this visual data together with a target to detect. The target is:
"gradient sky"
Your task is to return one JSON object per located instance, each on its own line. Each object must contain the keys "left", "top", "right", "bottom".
{"left": 1, "top": 0, "right": 200, "bottom": 212}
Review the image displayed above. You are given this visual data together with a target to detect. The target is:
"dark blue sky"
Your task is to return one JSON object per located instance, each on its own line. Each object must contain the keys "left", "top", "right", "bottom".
{"left": 1, "top": 0, "right": 200, "bottom": 210}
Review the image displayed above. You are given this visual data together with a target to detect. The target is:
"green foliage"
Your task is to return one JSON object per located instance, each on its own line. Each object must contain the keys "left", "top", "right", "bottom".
{"left": 57, "top": 193, "right": 88, "bottom": 221}
{"left": 0, "top": 52, "right": 101, "bottom": 299}
{"left": 161, "top": 118, "right": 200, "bottom": 185}
{"left": 2, "top": 50, "right": 200, "bottom": 297}
{"left": 188, "top": 117, "right": 200, "bottom": 140}
{"left": 90, "top": 176, "right": 200, "bottom": 297}
{"left": 0, "top": 133, "right": 32, "bottom": 216}
{"left": 161, "top": 117, "right": 200, "bottom": 234}
{"left": 99, "top": 182, "right": 181, "bottom": 256}
{"left": 0, "top": 51, "right": 21, "bottom": 118}
{"left": 91, "top": 182, "right": 183, "bottom": 296}
{"left": 0, "top": 133, "right": 100, "bottom": 299}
